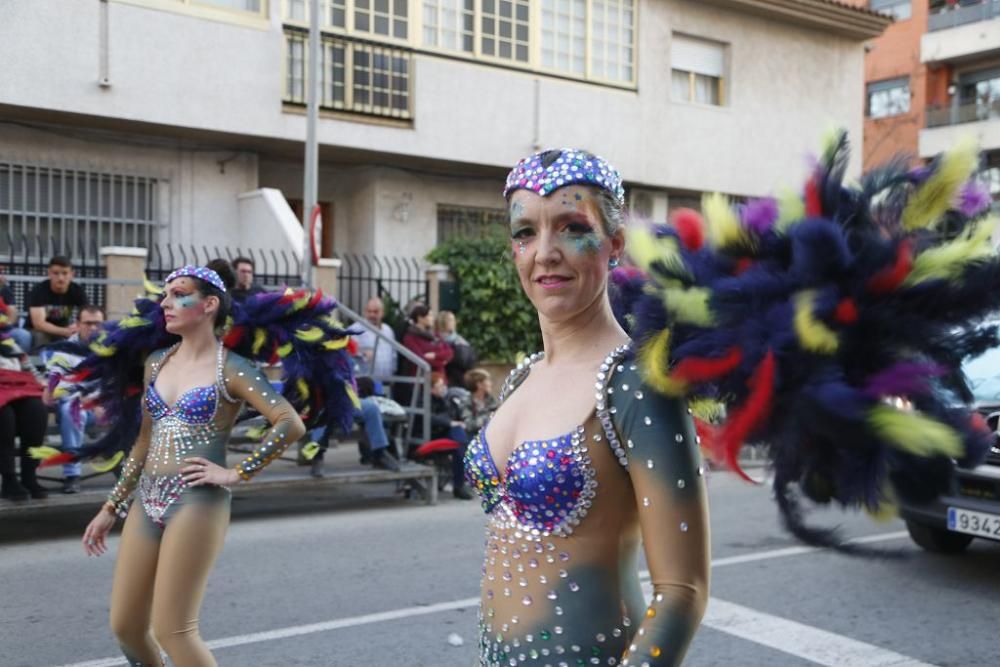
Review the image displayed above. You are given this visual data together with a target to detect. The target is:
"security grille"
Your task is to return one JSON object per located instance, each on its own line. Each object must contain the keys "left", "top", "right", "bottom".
{"left": 0, "top": 161, "right": 160, "bottom": 257}
{"left": 436, "top": 204, "right": 507, "bottom": 242}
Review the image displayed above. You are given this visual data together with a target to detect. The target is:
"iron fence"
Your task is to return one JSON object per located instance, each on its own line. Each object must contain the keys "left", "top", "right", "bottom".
{"left": 146, "top": 244, "right": 302, "bottom": 289}
{"left": 333, "top": 253, "right": 427, "bottom": 317}
{"left": 0, "top": 233, "right": 106, "bottom": 311}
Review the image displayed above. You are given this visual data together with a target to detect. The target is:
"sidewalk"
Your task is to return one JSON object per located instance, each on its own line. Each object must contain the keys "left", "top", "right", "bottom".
{"left": 1, "top": 439, "right": 438, "bottom": 516}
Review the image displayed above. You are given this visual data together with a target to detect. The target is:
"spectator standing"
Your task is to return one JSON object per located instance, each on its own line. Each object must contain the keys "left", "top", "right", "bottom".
{"left": 429, "top": 372, "right": 472, "bottom": 500}
{"left": 437, "top": 310, "right": 478, "bottom": 389}
{"left": 230, "top": 256, "right": 267, "bottom": 303}
{"left": 0, "top": 271, "right": 32, "bottom": 352}
{"left": 355, "top": 297, "right": 398, "bottom": 381}
{"left": 44, "top": 305, "right": 105, "bottom": 494}
{"left": 26, "top": 256, "right": 87, "bottom": 347}
{"left": 401, "top": 304, "right": 453, "bottom": 375}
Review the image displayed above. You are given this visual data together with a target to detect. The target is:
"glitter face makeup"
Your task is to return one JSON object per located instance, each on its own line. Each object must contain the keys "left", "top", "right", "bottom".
{"left": 162, "top": 277, "right": 210, "bottom": 332}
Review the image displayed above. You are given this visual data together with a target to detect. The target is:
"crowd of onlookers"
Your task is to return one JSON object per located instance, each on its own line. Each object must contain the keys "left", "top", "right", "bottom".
{"left": 0, "top": 255, "right": 497, "bottom": 503}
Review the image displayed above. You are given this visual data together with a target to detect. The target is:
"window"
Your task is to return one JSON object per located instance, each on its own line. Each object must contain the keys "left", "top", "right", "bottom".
{"left": 671, "top": 34, "right": 726, "bottom": 106}
{"left": 480, "top": 0, "right": 530, "bottom": 62}
{"left": 285, "top": 0, "right": 407, "bottom": 40}
{"left": 422, "top": 0, "right": 475, "bottom": 53}
{"left": 590, "top": 0, "right": 635, "bottom": 83}
{"left": 959, "top": 68, "right": 1000, "bottom": 121}
{"left": 867, "top": 77, "right": 910, "bottom": 118}
{"left": 437, "top": 204, "right": 508, "bottom": 241}
{"left": 191, "top": 0, "right": 264, "bottom": 12}
{"left": 285, "top": 31, "right": 412, "bottom": 119}
{"left": 541, "top": 0, "right": 586, "bottom": 76}
{"left": 869, "top": 0, "right": 911, "bottom": 21}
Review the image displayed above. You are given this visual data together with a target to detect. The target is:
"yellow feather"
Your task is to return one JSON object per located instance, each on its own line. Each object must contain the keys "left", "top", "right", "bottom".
{"left": 662, "top": 286, "right": 714, "bottom": 327}
{"left": 904, "top": 218, "right": 997, "bottom": 286}
{"left": 901, "top": 137, "right": 978, "bottom": 230}
{"left": 252, "top": 328, "right": 268, "bottom": 355}
{"left": 625, "top": 226, "right": 687, "bottom": 279}
{"left": 28, "top": 446, "right": 62, "bottom": 460}
{"left": 90, "top": 341, "right": 117, "bottom": 357}
{"left": 91, "top": 451, "right": 125, "bottom": 473}
{"left": 301, "top": 441, "right": 321, "bottom": 461}
{"left": 291, "top": 293, "right": 310, "bottom": 311}
{"left": 297, "top": 378, "right": 310, "bottom": 400}
{"left": 118, "top": 316, "right": 151, "bottom": 329}
{"left": 864, "top": 483, "right": 899, "bottom": 522}
{"left": 638, "top": 329, "right": 686, "bottom": 396}
{"left": 775, "top": 187, "right": 806, "bottom": 233}
{"left": 689, "top": 398, "right": 725, "bottom": 423}
{"left": 295, "top": 327, "right": 324, "bottom": 343}
{"left": 277, "top": 342, "right": 293, "bottom": 358}
{"left": 346, "top": 383, "right": 361, "bottom": 409}
{"left": 868, "top": 405, "right": 964, "bottom": 458}
{"left": 793, "top": 290, "right": 839, "bottom": 354}
{"left": 322, "top": 338, "right": 349, "bottom": 351}
{"left": 143, "top": 277, "right": 164, "bottom": 296}
{"left": 703, "top": 193, "right": 745, "bottom": 249}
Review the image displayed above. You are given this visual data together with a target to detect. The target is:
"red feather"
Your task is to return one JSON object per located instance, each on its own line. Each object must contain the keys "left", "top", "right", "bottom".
{"left": 308, "top": 289, "right": 324, "bottom": 309}
{"left": 833, "top": 298, "right": 858, "bottom": 324}
{"left": 125, "top": 386, "right": 141, "bottom": 397}
{"left": 69, "top": 367, "right": 94, "bottom": 382}
{"left": 672, "top": 208, "right": 705, "bottom": 251}
{"left": 710, "top": 350, "right": 776, "bottom": 483}
{"left": 39, "top": 452, "right": 76, "bottom": 468}
{"left": 867, "top": 239, "right": 912, "bottom": 294}
{"left": 278, "top": 289, "right": 305, "bottom": 305}
{"left": 346, "top": 338, "right": 358, "bottom": 356}
{"left": 671, "top": 347, "right": 743, "bottom": 384}
{"left": 805, "top": 176, "right": 822, "bottom": 217}
{"left": 733, "top": 258, "right": 754, "bottom": 275}
{"left": 223, "top": 326, "right": 246, "bottom": 348}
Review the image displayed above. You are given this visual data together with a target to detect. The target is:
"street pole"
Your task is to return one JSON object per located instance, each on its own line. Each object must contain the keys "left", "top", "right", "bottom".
{"left": 301, "top": 0, "right": 320, "bottom": 288}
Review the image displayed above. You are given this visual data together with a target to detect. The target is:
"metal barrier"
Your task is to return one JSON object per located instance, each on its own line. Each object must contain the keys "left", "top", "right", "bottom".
{"left": 0, "top": 233, "right": 107, "bottom": 310}
{"left": 336, "top": 302, "right": 432, "bottom": 450}
{"left": 333, "top": 253, "right": 427, "bottom": 315}
{"left": 928, "top": 1, "right": 1000, "bottom": 31}
{"left": 146, "top": 244, "right": 302, "bottom": 289}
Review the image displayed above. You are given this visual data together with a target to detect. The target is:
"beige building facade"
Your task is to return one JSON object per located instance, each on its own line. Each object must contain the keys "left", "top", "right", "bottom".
{"left": 0, "top": 0, "right": 888, "bottom": 260}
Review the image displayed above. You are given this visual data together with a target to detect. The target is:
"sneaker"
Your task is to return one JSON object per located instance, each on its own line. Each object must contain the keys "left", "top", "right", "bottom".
{"left": 62, "top": 477, "right": 81, "bottom": 494}
{"left": 371, "top": 449, "right": 401, "bottom": 472}
{"left": 453, "top": 485, "right": 474, "bottom": 500}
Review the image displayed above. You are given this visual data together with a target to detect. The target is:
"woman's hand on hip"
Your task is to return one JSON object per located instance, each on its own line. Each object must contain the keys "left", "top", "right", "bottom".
{"left": 182, "top": 456, "right": 240, "bottom": 487}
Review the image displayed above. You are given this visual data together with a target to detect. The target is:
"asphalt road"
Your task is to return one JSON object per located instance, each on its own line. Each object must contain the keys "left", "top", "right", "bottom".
{"left": 2, "top": 471, "right": 998, "bottom": 667}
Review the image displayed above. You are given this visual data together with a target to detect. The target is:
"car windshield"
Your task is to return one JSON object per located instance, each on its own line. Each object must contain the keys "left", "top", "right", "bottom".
{"left": 963, "top": 346, "right": 1000, "bottom": 403}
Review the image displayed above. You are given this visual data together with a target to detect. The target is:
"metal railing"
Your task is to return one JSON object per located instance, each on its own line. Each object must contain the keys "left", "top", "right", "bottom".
{"left": 336, "top": 302, "right": 432, "bottom": 450}
{"left": 926, "top": 100, "right": 1000, "bottom": 127}
{"left": 146, "top": 244, "right": 302, "bottom": 289}
{"left": 929, "top": 0, "right": 1000, "bottom": 31}
{"left": 333, "top": 253, "right": 427, "bottom": 315}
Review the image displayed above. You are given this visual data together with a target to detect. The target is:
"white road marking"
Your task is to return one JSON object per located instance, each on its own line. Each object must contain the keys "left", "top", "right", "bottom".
{"left": 703, "top": 598, "right": 936, "bottom": 667}
{"left": 53, "top": 530, "right": 913, "bottom": 667}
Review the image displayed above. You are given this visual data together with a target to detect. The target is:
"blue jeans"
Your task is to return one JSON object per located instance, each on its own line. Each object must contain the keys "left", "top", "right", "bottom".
{"left": 447, "top": 425, "right": 470, "bottom": 489}
{"left": 310, "top": 397, "right": 388, "bottom": 454}
{"left": 9, "top": 328, "right": 31, "bottom": 353}
{"left": 57, "top": 399, "right": 95, "bottom": 478}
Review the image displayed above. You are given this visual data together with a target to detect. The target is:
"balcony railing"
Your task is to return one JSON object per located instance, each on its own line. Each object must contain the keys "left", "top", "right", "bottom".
{"left": 926, "top": 100, "right": 1000, "bottom": 127}
{"left": 284, "top": 29, "right": 413, "bottom": 121}
{"left": 929, "top": 0, "right": 1000, "bottom": 31}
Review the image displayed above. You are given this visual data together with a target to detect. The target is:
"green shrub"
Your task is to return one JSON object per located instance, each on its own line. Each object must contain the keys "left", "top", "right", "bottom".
{"left": 427, "top": 232, "right": 541, "bottom": 363}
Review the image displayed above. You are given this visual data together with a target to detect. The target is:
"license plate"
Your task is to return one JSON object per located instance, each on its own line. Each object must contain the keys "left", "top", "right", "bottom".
{"left": 947, "top": 507, "right": 1000, "bottom": 539}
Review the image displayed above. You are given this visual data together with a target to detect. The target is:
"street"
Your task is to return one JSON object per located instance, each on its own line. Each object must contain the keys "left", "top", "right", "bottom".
{"left": 1, "top": 471, "right": 997, "bottom": 667}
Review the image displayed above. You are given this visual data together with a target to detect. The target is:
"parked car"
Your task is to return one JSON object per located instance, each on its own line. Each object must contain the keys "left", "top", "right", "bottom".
{"left": 899, "top": 346, "right": 1000, "bottom": 553}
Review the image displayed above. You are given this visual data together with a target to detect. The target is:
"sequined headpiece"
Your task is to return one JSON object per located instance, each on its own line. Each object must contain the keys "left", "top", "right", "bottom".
{"left": 503, "top": 148, "right": 625, "bottom": 206}
{"left": 165, "top": 265, "right": 227, "bottom": 293}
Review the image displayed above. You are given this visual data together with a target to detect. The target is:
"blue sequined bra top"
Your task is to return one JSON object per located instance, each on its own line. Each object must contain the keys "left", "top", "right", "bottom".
{"left": 145, "top": 382, "right": 218, "bottom": 425}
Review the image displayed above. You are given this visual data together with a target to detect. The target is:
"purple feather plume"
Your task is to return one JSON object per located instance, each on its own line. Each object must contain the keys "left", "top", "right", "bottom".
{"left": 957, "top": 180, "right": 992, "bottom": 218}
{"left": 862, "top": 362, "right": 947, "bottom": 400}
{"left": 741, "top": 198, "right": 779, "bottom": 234}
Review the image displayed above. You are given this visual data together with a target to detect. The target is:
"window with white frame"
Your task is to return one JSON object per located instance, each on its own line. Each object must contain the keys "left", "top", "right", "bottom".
{"left": 480, "top": 0, "right": 530, "bottom": 62}
{"left": 867, "top": 77, "right": 910, "bottom": 118}
{"left": 590, "top": 0, "right": 635, "bottom": 83}
{"left": 422, "top": 0, "right": 475, "bottom": 53}
{"left": 541, "top": 0, "right": 586, "bottom": 76}
{"left": 192, "top": 0, "right": 264, "bottom": 11}
{"left": 355, "top": 0, "right": 408, "bottom": 39}
{"left": 285, "top": 31, "right": 412, "bottom": 119}
{"left": 286, "top": 0, "right": 305, "bottom": 19}
{"left": 869, "top": 0, "right": 911, "bottom": 21}
{"left": 671, "top": 34, "right": 726, "bottom": 106}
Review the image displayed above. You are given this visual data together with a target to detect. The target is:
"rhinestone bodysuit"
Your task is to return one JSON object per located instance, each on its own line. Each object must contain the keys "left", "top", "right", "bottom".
{"left": 107, "top": 344, "right": 305, "bottom": 526}
{"left": 465, "top": 344, "right": 710, "bottom": 666}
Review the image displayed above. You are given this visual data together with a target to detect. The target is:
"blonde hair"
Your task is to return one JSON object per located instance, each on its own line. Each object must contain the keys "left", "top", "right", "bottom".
{"left": 464, "top": 367, "right": 490, "bottom": 392}
{"left": 436, "top": 310, "right": 456, "bottom": 333}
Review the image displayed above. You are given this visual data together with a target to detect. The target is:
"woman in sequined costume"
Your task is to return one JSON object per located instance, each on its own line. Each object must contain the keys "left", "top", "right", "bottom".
{"left": 80, "top": 266, "right": 306, "bottom": 667}
{"left": 464, "top": 149, "right": 709, "bottom": 667}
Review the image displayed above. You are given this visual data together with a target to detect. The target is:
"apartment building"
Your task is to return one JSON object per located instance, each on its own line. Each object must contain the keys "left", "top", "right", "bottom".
{"left": 0, "top": 0, "right": 888, "bottom": 262}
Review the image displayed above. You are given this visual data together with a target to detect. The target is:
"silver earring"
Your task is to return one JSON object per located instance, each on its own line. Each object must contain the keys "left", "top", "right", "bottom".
{"left": 608, "top": 257, "right": 620, "bottom": 269}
